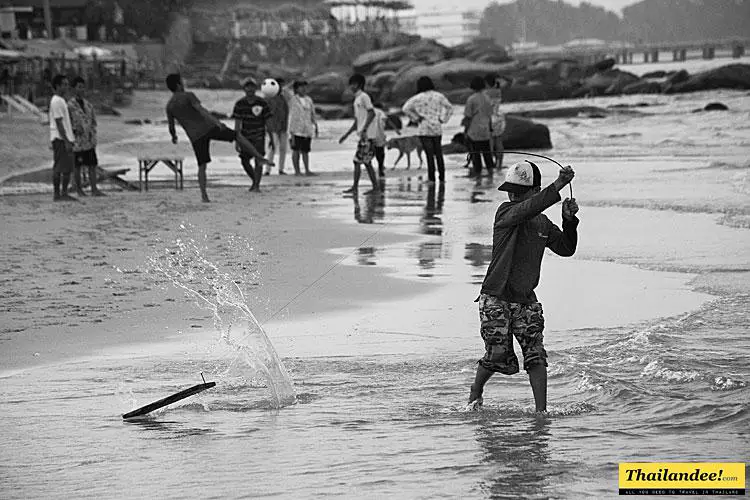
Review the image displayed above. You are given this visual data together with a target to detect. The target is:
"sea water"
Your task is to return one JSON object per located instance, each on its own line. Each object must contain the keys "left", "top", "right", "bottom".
{"left": 1, "top": 88, "right": 749, "bottom": 499}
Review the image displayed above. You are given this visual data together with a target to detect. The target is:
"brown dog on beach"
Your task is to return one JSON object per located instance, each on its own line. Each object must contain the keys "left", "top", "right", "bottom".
{"left": 386, "top": 136, "right": 424, "bottom": 170}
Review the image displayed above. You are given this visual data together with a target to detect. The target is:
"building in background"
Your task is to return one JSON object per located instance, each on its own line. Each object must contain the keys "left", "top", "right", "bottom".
{"left": 400, "top": 8, "right": 480, "bottom": 46}
{"left": 0, "top": 0, "right": 124, "bottom": 41}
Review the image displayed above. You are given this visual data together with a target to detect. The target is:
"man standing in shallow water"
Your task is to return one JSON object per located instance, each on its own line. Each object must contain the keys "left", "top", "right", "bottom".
{"left": 467, "top": 161, "right": 579, "bottom": 413}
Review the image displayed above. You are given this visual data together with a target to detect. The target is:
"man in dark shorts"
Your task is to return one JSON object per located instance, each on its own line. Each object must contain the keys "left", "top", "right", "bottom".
{"left": 287, "top": 80, "right": 318, "bottom": 176}
{"left": 466, "top": 161, "right": 579, "bottom": 413}
{"left": 165, "top": 74, "right": 271, "bottom": 202}
{"left": 48, "top": 74, "right": 76, "bottom": 201}
{"left": 232, "top": 77, "right": 271, "bottom": 192}
{"left": 68, "top": 76, "right": 104, "bottom": 196}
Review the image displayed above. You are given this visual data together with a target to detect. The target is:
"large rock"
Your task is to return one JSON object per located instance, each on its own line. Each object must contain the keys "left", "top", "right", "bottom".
{"left": 443, "top": 116, "right": 552, "bottom": 152}
{"left": 575, "top": 69, "right": 639, "bottom": 96}
{"left": 448, "top": 38, "right": 511, "bottom": 63}
{"left": 621, "top": 79, "right": 663, "bottom": 95}
{"left": 503, "top": 115, "right": 552, "bottom": 149}
{"left": 512, "top": 58, "right": 581, "bottom": 86}
{"left": 666, "top": 64, "right": 750, "bottom": 93}
{"left": 352, "top": 38, "right": 449, "bottom": 75}
{"left": 307, "top": 72, "right": 350, "bottom": 105}
{"left": 389, "top": 59, "right": 521, "bottom": 103}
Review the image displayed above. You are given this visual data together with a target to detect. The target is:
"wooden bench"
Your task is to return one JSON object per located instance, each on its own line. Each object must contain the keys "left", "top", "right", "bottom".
{"left": 137, "top": 155, "right": 184, "bottom": 191}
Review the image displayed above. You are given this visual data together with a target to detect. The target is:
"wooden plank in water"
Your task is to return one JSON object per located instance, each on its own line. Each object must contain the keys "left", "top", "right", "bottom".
{"left": 122, "top": 382, "right": 216, "bottom": 419}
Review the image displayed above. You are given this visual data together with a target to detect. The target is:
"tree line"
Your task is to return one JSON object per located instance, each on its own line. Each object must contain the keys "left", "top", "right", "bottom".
{"left": 479, "top": 0, "right": 750, "bottom": 46}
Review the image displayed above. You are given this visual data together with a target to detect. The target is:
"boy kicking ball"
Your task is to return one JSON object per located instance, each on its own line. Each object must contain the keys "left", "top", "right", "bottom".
{"left": 166, "top": 74, "right": 272, "bottom": 202}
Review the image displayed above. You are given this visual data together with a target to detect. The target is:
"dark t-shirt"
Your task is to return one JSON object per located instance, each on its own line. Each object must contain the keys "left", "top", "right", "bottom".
{"left": 232, "top": 95, "right": 271, "bottom": 145}
{"left": 166, "top": 91, "right": 215, "bottom": 143}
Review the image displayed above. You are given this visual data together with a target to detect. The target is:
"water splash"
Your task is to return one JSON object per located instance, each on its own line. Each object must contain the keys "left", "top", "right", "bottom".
{"left": 148, "top": 227, "right": 296, "bottom": 409}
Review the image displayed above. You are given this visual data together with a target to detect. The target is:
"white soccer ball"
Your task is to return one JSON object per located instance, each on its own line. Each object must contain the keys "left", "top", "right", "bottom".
{"left": 260, "top": 78, "right": 279, "bottom": 98}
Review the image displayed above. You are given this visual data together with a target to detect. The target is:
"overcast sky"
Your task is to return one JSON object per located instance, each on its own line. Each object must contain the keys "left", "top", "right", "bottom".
{"left": 410, "top": 0, "right": 638, "bottom": 14}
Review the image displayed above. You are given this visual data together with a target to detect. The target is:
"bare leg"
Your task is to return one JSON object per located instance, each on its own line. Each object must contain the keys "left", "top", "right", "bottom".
{"left": 88, "top": 165, "right": 104, "bottom": 196}
{"left": 278, "top": 131, "right": 288, "bottom": 173}
{"left": 292, "top": 150, "right": 301, "bottom": 175}
{"left": 240, "top": 156, "right": 255, "bottom": 189}
{"left": 74, "top": 166, "right": 86, "bottom": 196}
{"left": 469, "top": 364, "right": 494, "bottom": 402}
{"left": 528, "top": 364, "right": 547, "bottom": 412}
{"left": 197, "top": 163, "right": 209, "bottom": 202}
{"left": 302, "top": 152, "right": 313, "bottom": 175}
{"left": 236, "top": 135, "right": 271, "bottom": 167}
{"left": 364, "top": 161, "right": 379, "bottom": 191}
{"left": 344, "top": 162, "right": 361, "bottom": 193}
{"left": 251, "top": 158, "right": 263, "bottom": 192}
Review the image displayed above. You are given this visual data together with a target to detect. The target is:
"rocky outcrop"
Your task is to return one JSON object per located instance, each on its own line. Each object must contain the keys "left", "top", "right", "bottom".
{"left": 693, "top": 102, "right": 729, "bottom": 112}
{"left": 389, "top": 58, "right": 520, "bottom": 102}
{"left": 352, "top": 38, "right": 448, "bottom": 75}
{"left": 307, "top": 72, "right": 350, "bottom": 105}
{"left": 443, "top": 116, "right": 552, "bottom": 153}
{"left": 621, "top": 79, "right": 663, "bottom": 95}
{"left": 573, "top": 68, "right": 640, "bottom": 96}
{"left": 665, "top": 64, "right": 750, "bottom": 93}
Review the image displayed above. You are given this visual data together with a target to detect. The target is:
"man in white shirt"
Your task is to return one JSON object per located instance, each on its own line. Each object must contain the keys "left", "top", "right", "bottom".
{"left": 49, "top": 75, "right": 76, "bottom": 201}
{"left": 338, "top": 73, "right": 380, "bottom": 194}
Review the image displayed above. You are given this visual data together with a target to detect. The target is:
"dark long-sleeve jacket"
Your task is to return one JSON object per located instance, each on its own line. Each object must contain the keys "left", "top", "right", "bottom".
{"left": 480, "top": 185, "right": 578, "bottom": 304}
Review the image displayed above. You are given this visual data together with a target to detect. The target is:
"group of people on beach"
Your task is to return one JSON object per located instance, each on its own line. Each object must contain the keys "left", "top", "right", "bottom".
{"left": 161, "top": 70, "right": 581, "bottom": 414}
{"left": 44, "top": 67, "right": 580, "bottom": 414}
{"left": 166, "top": 74, "right": 321, "bottom": 202}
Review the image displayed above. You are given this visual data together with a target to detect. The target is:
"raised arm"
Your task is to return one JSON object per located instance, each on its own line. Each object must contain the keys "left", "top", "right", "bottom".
{"left": 167, "top": 107, "right": 177, "bottom": 143}
{"left": 439, "top": 93, "right": 454, "bottom": 123}
{"left": 495, "top": 166, "right": 575, "bottom": 229}
{"left": 402, "top": 94, "right": 420, "bottom": 122}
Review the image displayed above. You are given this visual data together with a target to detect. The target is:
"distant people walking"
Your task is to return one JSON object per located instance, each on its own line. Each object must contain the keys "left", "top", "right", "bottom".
{"left": 287, "top": 80, "right": 318, "bottom": 176}
{"left": 338, "top": 73, "right": 379, "bottom": 194}
{"left": 484, "top": 73, "right": 506, "bottom": 170}
{"left": 68, "top": 77, "right": 104, "bottom": 197}
{"left": 266, "top": 77, "right": 290, "bottom": 175}
{"left": 402, "top": 76, "right": 453, "bottom": 183}
{"left": 49, "top": 75, "right": 76, "bottom": 202}
{"left": 165, "top": 73, "right": 271, "bottom": 203}
{"left": 463, "top": 76, "right": 494, "bottom": 177}
{"left": 232, "top": 77, "right": 272, "bottom": 191}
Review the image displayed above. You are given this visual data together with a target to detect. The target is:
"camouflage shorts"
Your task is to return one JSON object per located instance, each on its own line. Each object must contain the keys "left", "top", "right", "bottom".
{"left": 354, "top": 138, "right": 375, "bottom": 165}
{"left": 478, "top": 294, "right": 547, "bottom": 375}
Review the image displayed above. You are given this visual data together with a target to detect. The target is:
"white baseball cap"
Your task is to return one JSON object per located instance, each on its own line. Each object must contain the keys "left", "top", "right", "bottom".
{"left": 498, "top": 160, "right": 542, "bottom": 193}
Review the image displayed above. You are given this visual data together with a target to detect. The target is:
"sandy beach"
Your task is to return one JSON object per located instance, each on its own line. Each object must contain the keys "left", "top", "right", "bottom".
{"left": 1, "top": 86, "right": 748, "bottom": 499}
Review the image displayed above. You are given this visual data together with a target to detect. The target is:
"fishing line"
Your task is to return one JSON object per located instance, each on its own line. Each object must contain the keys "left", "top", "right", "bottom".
{"left": 467, "top": 149, "right": 574, "bottom": 199}
{"left": 265, "top": 150, "right": 574, "bottom": 322}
